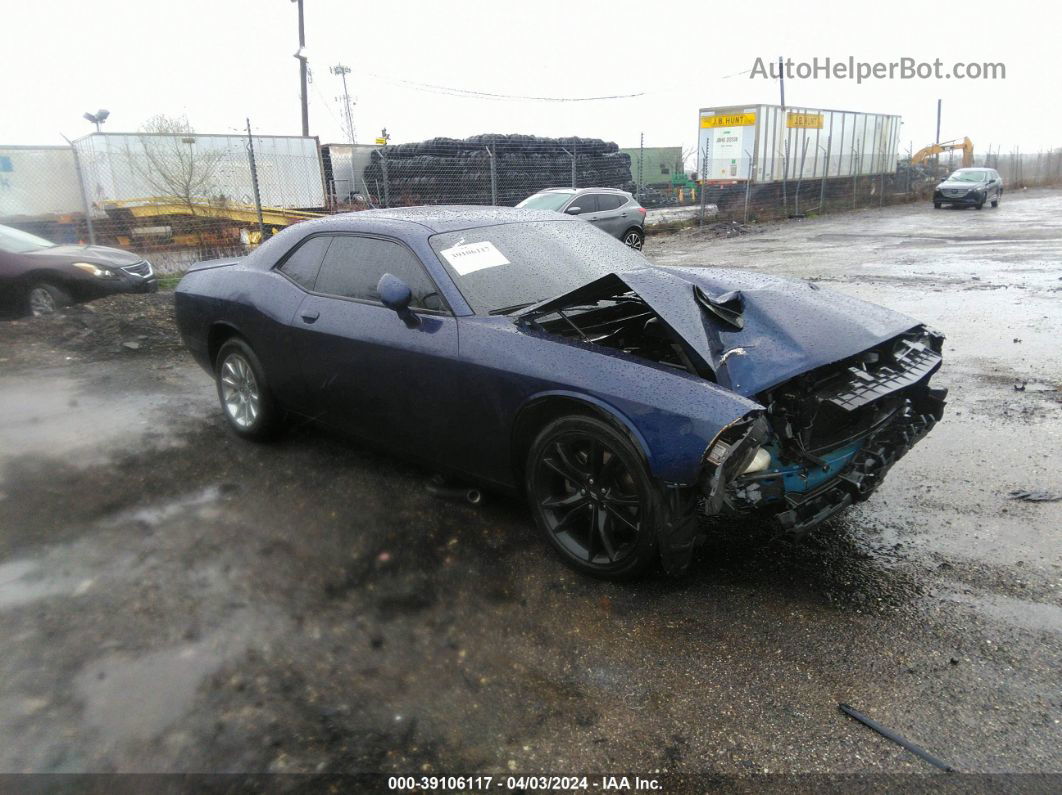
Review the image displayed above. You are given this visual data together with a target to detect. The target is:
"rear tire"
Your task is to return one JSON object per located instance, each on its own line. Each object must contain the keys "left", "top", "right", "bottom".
{"left": 215, "top": 338, "right": 279, "bottom": 441}
{"left": 621, "top": 227, "right": 644, "bottom": 250}
{"left": 975, "top": 201, "right": 984, "bottom": 210}
{"left": 991, "top": 196, "right": 1000, "bottom": 208}
{"left": 26, "top": 283, "right": 71, "bottom": 317}
{"left": 933, "top": 202, "right": 942, "bottom": 209}
{"left": 526, "top": 415, "right": 658, "bottom": 580}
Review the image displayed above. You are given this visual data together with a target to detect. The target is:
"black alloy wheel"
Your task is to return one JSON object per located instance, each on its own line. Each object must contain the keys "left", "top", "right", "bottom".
{"left": 526, "top": 415, "right": 657, "bottom": 579}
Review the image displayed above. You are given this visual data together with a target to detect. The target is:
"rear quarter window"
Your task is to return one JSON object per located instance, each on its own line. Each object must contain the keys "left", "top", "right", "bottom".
{"left": 277, "top": 236, "right": 331, "bottom": 290}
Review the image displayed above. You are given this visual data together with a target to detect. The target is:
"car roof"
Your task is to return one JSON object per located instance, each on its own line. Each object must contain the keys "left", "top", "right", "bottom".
{"left": 535, "top": 187, "right": 630, "bottom": 195}
{"left": 264, "top": 206, "right": 580, "bottom": 241}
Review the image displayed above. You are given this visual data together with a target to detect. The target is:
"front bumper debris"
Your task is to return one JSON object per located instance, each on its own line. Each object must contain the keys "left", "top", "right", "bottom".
{"left": 756, "top": 389, "right": 945, "bottom": 536}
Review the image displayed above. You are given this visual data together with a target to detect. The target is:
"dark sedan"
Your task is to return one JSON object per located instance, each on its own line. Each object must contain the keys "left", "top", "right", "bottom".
{"left": 933, "top": 168, "right": 1003, "bottom": 209}
{"left": 0, "top": 224, "right": 158, "bottom": 317}
{"left": 175, "top": 207, "right": 947, "bottom": 579}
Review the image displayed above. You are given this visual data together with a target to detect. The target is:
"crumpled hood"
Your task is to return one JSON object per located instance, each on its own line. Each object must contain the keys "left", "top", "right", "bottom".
{"left": 520, "top": 265, "right": 920, "bottom": 397}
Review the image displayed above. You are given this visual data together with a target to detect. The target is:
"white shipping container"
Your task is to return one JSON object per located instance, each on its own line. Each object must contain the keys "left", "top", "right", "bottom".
{"left": 0, "top": 146, "right": 84, "bottom": 219}
{"left": 322, "top": 143, "right": 382, "bottom": 199}
{"left": 73, "top": 133, "right": 326, "bottom": 209}
{"left": 697, "top": 104, "right": 901, "bottom": 184}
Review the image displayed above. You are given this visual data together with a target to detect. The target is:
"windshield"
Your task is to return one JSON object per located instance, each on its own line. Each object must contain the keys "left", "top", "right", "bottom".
{"left": 429, "top": 220, "right": 647, "bottom": 314}
{"left": 516, "top": 192, "right": 573, "bottom": 212}
{"left": 948, "top": 170, "right": 989, "bottom": 182}
{"left": 0, "top": 224, "right": 55, "bottom": 254}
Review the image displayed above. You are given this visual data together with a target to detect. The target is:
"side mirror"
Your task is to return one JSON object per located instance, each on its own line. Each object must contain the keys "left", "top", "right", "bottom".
{"left": 377, "top": 272, "right": 418, "bottom": 327}
{"left": 565, "top": 205, "right": 582, "bottom": 215}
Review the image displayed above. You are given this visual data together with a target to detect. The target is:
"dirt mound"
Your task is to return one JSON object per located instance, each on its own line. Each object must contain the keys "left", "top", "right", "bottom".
{"left": 0, "top": 292, "right": 183, "bottom": 369}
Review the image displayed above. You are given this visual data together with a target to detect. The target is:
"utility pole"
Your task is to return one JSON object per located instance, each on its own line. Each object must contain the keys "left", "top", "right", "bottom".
{"left": 293, "top": 0, "right": 309, "bottom": 137}
{"left": 330, "top": 64, "right": 356, "bottom": 143}
{"left": 331, "top": 63, "right": 357, "bottom": 202}
{"left": 778, "top": 56, "right": 785, "bottom": 108}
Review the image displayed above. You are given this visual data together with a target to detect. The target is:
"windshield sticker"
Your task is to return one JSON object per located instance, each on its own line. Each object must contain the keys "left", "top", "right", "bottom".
{"left": 439, "top": 240, "right": 510, "bottom": 275}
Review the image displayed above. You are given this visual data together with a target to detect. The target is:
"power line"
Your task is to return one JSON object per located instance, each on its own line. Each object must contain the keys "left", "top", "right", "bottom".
{"left": 364, "top": 73, "right": 646, "bottom": 102}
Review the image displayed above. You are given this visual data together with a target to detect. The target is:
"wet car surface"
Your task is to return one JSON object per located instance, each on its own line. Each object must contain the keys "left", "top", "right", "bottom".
{"left": 0, "top": 190, "right": 1059, "bottom": 775}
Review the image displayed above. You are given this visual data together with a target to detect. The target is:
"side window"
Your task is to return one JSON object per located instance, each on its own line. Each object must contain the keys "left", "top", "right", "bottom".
{"left": 597, "top": 194, "right": 626, "bottom": 211}
{"left": 278, "top": 235, "right": 331, "bottom": 290}
{"left": 570, "top": 194, "right": 599, "bottom": 214}
{"left": 314, "top": 236, "right": 443, "bottom": 310}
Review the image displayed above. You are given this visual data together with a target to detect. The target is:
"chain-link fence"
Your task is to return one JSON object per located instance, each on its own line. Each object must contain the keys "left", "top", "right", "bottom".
{"left": 4, "top": 129, "right": 1062, "bottom": 272}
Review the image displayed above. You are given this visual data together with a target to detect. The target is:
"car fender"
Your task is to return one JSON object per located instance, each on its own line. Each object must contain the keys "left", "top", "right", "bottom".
{"left": 515, "top": 388, "right": 655, "bottom": 468}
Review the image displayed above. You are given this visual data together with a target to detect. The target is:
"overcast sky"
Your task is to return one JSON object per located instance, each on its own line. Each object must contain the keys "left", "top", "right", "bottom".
{"left": 3, "top": 0, "right": 1054, "bottom": 159}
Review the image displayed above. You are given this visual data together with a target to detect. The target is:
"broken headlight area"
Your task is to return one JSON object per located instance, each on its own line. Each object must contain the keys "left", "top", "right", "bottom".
{"left": 711, "top": 327, "right": 947, "bottom": 536}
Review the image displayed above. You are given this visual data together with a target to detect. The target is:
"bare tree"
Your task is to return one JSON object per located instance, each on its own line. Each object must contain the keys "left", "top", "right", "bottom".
{"left": 134, "top": 115, "right": 224, "bottom": 213}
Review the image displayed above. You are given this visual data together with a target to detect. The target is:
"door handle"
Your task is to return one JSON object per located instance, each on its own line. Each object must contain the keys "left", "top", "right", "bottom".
{"left": 300, "top": 309, "right": 320, "bottom": 324}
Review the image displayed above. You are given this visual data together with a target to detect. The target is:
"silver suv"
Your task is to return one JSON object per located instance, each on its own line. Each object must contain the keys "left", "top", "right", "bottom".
{"left": 516, "top": 188, "right": 647, "bottom": 249}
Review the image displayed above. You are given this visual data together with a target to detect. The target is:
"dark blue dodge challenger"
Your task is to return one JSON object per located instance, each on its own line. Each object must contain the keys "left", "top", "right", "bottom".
{"left": 176, "top": 207, "right": 946, "bottom": 579}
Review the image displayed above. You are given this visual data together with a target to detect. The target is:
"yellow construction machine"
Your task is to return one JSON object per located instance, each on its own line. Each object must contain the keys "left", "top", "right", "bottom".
{"left": 911, "top": 137, "right": 974, "bottom": 168}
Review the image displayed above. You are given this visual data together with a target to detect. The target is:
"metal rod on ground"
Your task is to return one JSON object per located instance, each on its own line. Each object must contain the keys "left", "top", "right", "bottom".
{"left": 63, "top": 135, "right": 96, "bottom": 245}
{"left": 839, "top": 704, "right": 955, "bottom": 772}
{"left": 245, "top": 118, "right": 265, "bottom": 240}
{"left": 743, "top": 149, "right": 752, "bottom": 225}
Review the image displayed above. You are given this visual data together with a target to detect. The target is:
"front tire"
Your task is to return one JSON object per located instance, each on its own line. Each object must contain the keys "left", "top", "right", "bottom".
{"left": 215, "top": 338, "right": 279, "bottom": 441}
{"left": 526, "top": 415, "right": 658, "bottom": 579}
{"left": 27, "top": 283, "right": 71, "bottom": 317}
{"left": 621, "top": 227, "right": 644, "bottom": 250}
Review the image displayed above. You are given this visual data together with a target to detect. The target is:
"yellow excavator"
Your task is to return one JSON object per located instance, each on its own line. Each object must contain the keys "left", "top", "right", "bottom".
{"left": 911, "top": 137, "right": 974, "bottom": 168}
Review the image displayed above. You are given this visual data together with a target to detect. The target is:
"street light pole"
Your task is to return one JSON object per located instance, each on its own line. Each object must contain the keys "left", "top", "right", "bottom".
{"left": 293, "top": 0, "right": 309, "bottom": 137}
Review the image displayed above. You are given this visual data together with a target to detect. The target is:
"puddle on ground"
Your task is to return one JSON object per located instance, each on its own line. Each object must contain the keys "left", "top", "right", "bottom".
{"left": 940, "top": 587, "right": 1062, "bottom": 634}
{"left": 110, "top": 485, "right": 229, "bottom": 528}
{"left": 0, "top": 559, "right": 93, "bottom": 610}
{"left": 74, "top": 611, "right": 278, "bottom": 745}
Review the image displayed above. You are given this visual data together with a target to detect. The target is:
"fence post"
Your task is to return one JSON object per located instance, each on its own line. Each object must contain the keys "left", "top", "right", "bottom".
{"left": 245, "top": 119, "right": 265, "bottom": 240}
{"left": 817, "top": 142, "right": 829, "bottom": 212}
{"left": 794, "top": 138, "right": 808, "bottom": 215}
{"left": 700, "top": 141, "right": 709, "bottom": 227}
{"left": 638, "top": 132, "right": 644, "bottom": 200}
{"left": 380, "top": 149, "right": 391, "bottom": 208}
{"left": 486, "top": 145, "right": 498, "bottom": 205}
{"left": 743, "top": 149, "right": 752, "bottom": 225}
{"left": 851, "top": 145, "right": 858, "bottom": 210}
{"left": 781, "top": 138, "right": 789, "bottom": 216}
{"left": 63, "top": 135, "right": 96, "bottom": 245}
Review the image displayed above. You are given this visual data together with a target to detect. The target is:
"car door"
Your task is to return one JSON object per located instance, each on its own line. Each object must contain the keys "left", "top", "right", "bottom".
{"left": 290, "top": 234, "right": 462, "bottom": 460}
{"left": 593, "top": 193, "right": 632, "bottom": 237}
{"left": 566, "top": 193, "right": 599, "bottom": 225}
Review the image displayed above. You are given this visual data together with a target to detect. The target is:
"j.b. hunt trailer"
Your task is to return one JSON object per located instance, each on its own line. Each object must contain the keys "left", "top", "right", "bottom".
{"left": 697, "top": 104, "right": 901, "bottom": 185}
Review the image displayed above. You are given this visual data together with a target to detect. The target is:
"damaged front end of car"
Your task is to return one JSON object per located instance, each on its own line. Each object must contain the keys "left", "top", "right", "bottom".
{"left": 719, "top": 328, "right": 947, "bottom": 536}
{"left": 517, "top": 266, "right": 947, "bottom": 574}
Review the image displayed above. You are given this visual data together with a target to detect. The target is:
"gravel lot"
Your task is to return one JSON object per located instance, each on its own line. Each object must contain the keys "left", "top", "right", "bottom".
{"left": 0, "top": 191, "right": 1059, "bottom": 782}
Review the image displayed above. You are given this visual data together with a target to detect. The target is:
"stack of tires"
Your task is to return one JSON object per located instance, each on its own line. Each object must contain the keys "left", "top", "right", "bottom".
{"left": 364, "top": 134, "right": 634, "bottom": 207}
